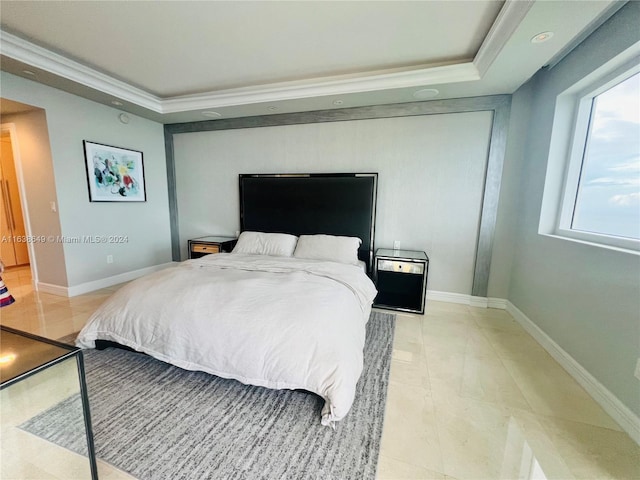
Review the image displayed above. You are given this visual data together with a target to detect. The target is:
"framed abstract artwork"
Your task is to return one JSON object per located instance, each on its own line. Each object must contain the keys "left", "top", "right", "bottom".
{"left": 83, "top": 141, "right": 146, "bottom": 202}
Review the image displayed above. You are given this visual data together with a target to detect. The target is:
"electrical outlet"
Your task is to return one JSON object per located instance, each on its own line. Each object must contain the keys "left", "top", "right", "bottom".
{"left": 107, "top": 255, "right": 113, "bottom": 264}
{"left": 635, "top": 359, "right": 640, "bottom": 381}
{"left": 393, "top": 240, "right": 401, "bottom": 250}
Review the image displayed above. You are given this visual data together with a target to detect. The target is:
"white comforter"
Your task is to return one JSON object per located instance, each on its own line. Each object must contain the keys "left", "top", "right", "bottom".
{"left": 76, "top": 253, "right": 377, "bottom": 426}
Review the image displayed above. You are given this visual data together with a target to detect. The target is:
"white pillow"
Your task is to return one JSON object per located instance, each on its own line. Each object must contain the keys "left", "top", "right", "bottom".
{"left": 293, "top": 234, "right": 362, "bottom": 265}
{"left": 232, "top": 231, "right": 298, "bottom": 257}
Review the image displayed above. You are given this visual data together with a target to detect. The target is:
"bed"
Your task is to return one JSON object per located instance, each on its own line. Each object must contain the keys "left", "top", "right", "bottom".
{"left": 76, "top": 173, "right": 378, "bottom": 426}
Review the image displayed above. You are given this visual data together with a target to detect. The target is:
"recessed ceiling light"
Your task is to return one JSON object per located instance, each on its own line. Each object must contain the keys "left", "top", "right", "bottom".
{"left": 413, "top": 88, "right": 439, "bottom": 99}
{"left": 531, "top": 31, "right": 554, "bottom": 43}
{"left": 118, "top": 113, "right": 130, "bottom": 124}
{"left": 202, "top": 111, "right": 221, "bottom": 118}
{"left": 268, "top": 106, "right": 278, "bottom": 111}
{"left": 111, "top": 100, "right": 123, "bottom": 106}
{"left": 22, "top": 70, "right": 36, "bottom": 76}
{"left": 333, "top": 100, "right": 344, "bottom": 106}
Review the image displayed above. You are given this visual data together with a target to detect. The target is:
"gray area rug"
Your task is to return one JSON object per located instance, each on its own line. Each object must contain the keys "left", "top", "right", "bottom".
{"left": 21, "top": 311, "right": 395, "bottom": 480}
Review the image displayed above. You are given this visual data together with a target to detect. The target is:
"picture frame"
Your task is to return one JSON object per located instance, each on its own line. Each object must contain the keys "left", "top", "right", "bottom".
{"left": 83, "top": 141, "right": 146, "bottom": 202}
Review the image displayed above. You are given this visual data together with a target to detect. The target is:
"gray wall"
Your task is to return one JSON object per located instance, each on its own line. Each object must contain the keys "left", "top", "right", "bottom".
{"left": 486, "top": 83, "right": 533, "bottom": 300}
{"left": 0, "top": 72, "right": 172, "bottom": 288}
{"left": 173, "top": 112, "right": 494, "bottom": 295}
{"left": 503, "top": 2, "right": 640, "bottom": 417}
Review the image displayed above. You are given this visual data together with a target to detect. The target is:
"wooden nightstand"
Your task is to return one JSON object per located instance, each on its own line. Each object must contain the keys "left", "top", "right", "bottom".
{"left": 373, "top": 248, "right": 429, "bottom": 314}
{"left": 188, "top": 235, "right": 237, "bottom": 259}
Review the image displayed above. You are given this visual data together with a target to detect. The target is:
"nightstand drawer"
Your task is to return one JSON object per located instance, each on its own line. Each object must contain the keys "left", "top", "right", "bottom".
{"left": 378, "top": 260, "right": 424, "bottom": 275}
{"left": 191, "top": 244, "right": 220, "bottom": 254}
{"left": 187, "top": 235, "right": 237, "bottom": 259}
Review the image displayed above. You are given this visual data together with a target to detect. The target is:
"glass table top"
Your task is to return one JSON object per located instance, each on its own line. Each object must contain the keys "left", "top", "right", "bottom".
{"left": 0, "top": 327, "right": 77, "bottom": 387}
{"left": 191, "top": 235, "right": 237, "bottom": 243}
{"left": 376, "top": 248, "right": 428, "bottom": 261}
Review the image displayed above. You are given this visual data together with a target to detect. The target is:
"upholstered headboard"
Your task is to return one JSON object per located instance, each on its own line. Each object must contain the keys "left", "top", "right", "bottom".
{"left": 239, "top": 173, "right": 378, "bottom": 273}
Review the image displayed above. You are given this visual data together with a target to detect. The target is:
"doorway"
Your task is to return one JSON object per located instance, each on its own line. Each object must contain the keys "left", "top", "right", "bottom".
{"left": 0, "top": 99, "right": 66, "bottom": 293}
{"left": 0, "top": 130, "right": 30, "bottom": 268}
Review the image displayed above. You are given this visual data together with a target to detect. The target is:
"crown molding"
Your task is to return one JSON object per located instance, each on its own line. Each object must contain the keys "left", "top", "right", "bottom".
{"left": 0, "top": 28, "right": 482, "bottom": 115}
{"left": 474, "top": 0, "right": 535, "bottom": 76}
{"left": 0, "top": 30, "right": 162, "bottom": 112}
{"left": 161, "top": 62, "right": 479, "bottom": 113}
{"left": 1, "top": 0, "right": 532, "bottom": 117}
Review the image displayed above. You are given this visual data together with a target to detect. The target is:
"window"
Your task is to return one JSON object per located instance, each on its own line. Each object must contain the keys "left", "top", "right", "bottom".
{"left": 547, "top": 57, "right": 640, "bottom": 252}
{"left": 567, "top": 71, "right": 640, "bottom": 240}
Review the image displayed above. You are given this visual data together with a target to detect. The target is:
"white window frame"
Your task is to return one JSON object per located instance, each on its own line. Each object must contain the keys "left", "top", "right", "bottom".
{"left": 540, "top": 49, "right": 640, "bottom": 254}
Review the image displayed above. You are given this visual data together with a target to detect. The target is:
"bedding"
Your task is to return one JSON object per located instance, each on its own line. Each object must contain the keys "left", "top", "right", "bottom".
{"left": 232, "top": 231, "right": 298, "bottom": 257}
{"left": 76, "top": 253, "right": 377, "bottom": 426}
{"left": 293, "top": 234, "right": 362, "bottom": 265}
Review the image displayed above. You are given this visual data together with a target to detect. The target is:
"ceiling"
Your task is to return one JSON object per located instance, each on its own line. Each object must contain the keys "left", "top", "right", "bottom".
{"left": 0, "top": 0, "right": 621, "bottom": 124}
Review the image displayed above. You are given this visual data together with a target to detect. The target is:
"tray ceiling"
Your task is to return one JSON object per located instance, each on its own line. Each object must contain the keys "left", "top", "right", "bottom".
{"left": 0, "top": 0, "right": 620, "bottom": 123}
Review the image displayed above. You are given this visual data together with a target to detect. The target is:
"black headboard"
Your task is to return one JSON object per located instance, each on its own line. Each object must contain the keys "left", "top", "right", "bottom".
{"left": 239, "top": 173, "right": 378, "bottom": 273}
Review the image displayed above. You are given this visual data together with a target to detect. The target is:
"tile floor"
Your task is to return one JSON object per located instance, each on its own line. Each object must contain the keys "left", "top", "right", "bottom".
{"left": 1, "top": 264, "right": 638, "bottom": 479}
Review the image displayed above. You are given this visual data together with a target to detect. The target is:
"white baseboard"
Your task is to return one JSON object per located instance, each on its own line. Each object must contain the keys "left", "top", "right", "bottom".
{"left": 37, "top": 282, "right": 69, "bottom": 297}
{"left": 488, "top": 297, "right": 508, "bottom": 309}
{"left": 506, "top": 301, "right": 640, "bottom": 445}
{"left": 426, "top": 290, "right": 473, "bottom": 305}
{"left": 470, "top": 296, "right": 489, "bottom": 308}
{"left": 37, "top": 262, "right": 178, "bottom": 297}
{"left": 426, "top": 291, "right": 508, "bottom": 310}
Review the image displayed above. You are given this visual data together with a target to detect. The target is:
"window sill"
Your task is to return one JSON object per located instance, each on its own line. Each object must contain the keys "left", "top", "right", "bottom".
{"left": 540, "top": 232, "right": 640, "bottom": 256}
